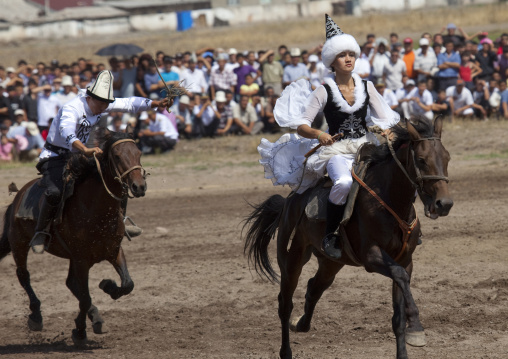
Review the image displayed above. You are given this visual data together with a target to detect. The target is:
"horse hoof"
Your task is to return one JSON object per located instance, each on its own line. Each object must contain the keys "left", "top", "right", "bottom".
{"left": 92, "top": 322, "right": 108, "bottom": 334}
{"left": 72, "top": 329, "right": 87, "bottom": 346}
{"left": 289, "top": 315, "right": 309, "bottom": 333}
{"left": 406, "top": 331, "right": 427, "bottom": 347}
{"left": 28, "top": 318, "right": 43, "bottom": 331}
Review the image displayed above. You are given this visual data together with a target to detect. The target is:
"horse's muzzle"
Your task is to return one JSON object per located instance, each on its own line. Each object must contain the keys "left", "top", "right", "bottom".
{"left": 130, "top": 180, "right": 147, "bottom": 197}
{"left": 425, "top": 197, "right": 453, "bottom": 219}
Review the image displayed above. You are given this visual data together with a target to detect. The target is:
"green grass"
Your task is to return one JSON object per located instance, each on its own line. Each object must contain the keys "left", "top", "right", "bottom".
{"left": 464, "top": 149, "right": 508, "bottom": 160}
{"left": 0, "top": 161, "right": 35, "bottom": 171}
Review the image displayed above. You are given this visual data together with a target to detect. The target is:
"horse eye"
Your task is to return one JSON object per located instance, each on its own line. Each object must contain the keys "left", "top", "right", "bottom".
{"left": 417, "top": 158, "right": 427, "bottom": 166}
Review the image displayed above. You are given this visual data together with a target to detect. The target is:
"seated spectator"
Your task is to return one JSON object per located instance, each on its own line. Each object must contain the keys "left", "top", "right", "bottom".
{"left": 500, "top": 80, "right": 508, "bottom": 119}
{"left": 446, "top": 79, "right": 475, "bottom": 120}
{"left": 225, "top": 90, "right": 237, "bottom": 110}
{"left": 396, "top": 79, "right": 416, "bottom": 118}
{"left": 138, "top": 109, "right": 178, "bottom": 153}
{"left": 405, "top": 80, "right": 434, "bottom": 120}
{"left": 108, "top": 115, "right": 127, "bottom": 132}
{"left": 234, "top": 53, "right": 259, "bottom": 98}
{"left": 240, "top": 74, "right": 259, "bottom": 102}
{"left": 171, "top": 95, "right": 192, "bottom": 139}
{"left": 1, "top": 121, "right": 29, "bottom": 161}
{"left": 232, "top": 95, "right": 264, "bottom": 135}
{"left": 383, "top": 49, "right": 406, "bottom": 91}
{"left": 414, "top": 38, "right": 437, "bottom": 83}
{"left": 374, "top": 80, "right": 399, "bottom": 110}
{"left": 182, "top": 59, "right": 208, "bottom": 97}
{"left": 0, "top": 124, "right": 14, "bottom": 162}
{"left": 193, "top": 94, "right": 219, "bottom": 138}
{"left": 262, "top": 94, "right": 281, "bottom": 134}
{"left": 472, "top": 80, "right": 491, "bottom": 118}
{"left": 214, "top": 91, "right": 233, "bottom": 136}
{"left": 432, "top": 89, "right": 451, "bottom": 118}
{"left": 17, "top": 121, "right": 45, "bottom": 161}
{"left": 282, "top": 48, "right": 309, "bottom": 88}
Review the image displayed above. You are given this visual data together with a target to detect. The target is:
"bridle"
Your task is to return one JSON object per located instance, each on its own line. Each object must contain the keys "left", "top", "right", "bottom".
{"left": 93, "top": 138, "right": 148, "bottom": 201}
{"left": 387, "top": 136, "right": 449, "bottom": 198}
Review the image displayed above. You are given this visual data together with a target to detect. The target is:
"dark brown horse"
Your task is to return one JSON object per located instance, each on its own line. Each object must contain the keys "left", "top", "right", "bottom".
{"left": 0, "top": 129, "right": 147, "bottom": 345}
{"left": 244, "top": 116, "right": 453, "bottom": 359}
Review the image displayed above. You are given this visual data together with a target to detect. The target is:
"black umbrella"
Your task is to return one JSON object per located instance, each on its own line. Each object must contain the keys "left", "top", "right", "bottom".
{"left": 95, "top": 43, "right": 144, "bottom": 57}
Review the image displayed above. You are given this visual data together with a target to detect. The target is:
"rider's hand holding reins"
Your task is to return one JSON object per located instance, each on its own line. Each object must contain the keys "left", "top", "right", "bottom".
{"left": 72, "top": 140, "right": 103, "bottom": 157}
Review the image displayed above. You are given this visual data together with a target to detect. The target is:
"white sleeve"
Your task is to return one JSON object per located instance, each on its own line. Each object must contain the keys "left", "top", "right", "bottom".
{"left": 465, "top": 90, "right": 474, "bottom": 105}
{"left": 423, "top": 90, "right": 434, "bottom": 106}
{"left": 273, "top": 79, "right": 320, "bottom": 129}
{"left": 366, "top": 81, "right": 400, "bottom": 129}
{"left": 106, "top": 97, "right": 152, "bottom": 113}
{"left": 58, "top": 105, "right": 81, "bottom": 148}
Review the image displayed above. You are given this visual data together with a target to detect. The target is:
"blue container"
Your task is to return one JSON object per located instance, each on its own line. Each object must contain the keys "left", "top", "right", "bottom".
{"left": 177, "top": 11, "right": 193, "bottom": 32}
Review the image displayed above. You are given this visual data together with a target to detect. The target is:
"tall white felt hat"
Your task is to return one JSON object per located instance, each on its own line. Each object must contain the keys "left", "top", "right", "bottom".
{"left": 86, "top": 70, "right": 115, "bottom": 103}
{"left": 321, "top": 14, "right": 360, "bottom": 70}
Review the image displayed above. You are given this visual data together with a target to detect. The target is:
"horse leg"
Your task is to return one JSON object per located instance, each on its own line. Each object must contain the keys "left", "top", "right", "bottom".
{"left": 15, "top": 265, "right": 43, "bottom": 331}
{"left": 65, "top": 260, "right": 92, "bottom": 345}
{"left": 401, "top": 261, "right": 426, "bottom": 347}
{"left": 291, "top": 256, "right": 344, "bottom": 333}
{"left": 364, "top": 247, "right": 423, "bottom": 359}
{"left": 278, "top": 235, "right": 312, "bottom": 359}
{"left": 99, "top": 246, "right": 134, "bottom": 300}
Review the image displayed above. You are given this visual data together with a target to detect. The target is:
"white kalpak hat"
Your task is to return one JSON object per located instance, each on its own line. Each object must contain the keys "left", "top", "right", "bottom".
{"left": 86, "top": 70, "right": 115, "bottom": 103}
{"left": 321, "top": 14, "right": 361, "bottom": 70}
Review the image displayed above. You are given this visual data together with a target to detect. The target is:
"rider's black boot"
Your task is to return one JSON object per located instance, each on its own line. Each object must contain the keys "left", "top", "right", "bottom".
{"left": 322, "top": 201, "right": 346, "bottom": 259}
{"left": 30, "top": 197, "right": 59, "bottom": 254}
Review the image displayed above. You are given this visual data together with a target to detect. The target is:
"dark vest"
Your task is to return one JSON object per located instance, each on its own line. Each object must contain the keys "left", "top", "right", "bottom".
{"left": 323, "top": 80, "right": 369, "bottom": 139}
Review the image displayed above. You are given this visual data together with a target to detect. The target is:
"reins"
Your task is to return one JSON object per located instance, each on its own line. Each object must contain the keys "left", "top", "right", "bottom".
{"left": 93, "top": 139, "right": 147, "bottom": 201}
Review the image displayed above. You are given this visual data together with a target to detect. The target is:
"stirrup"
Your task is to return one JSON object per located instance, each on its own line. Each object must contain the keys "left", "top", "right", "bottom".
{"left": 124, "top": 216, "right": 142, "bottom": 241}
{"left": 30, "top": 232, "right": 52, "bottom": 254}
{"left": 322, "top": 232, "right": 342, "bottom": 259}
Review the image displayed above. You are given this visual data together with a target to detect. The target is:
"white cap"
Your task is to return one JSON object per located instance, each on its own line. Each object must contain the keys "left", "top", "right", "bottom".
{"left": 139, "top": 111, "right": 148, "bottom": 120}
{"left": 228, "top": 48, "right": 238, "bottom": 55}
{"left": 290, "top": 48, "right": 301, "bottom": 57}
{"left": 14, "top": 109, "right": 25, "bottom": 116}
{"left": 179, "top": 95, "right": 190, "bottom": 105}
{"left": 21, "top": 121, "right": 40, "bottom": 136}
{"left": 6, "top": 67, "right": 15, "bottom": 73}
{"left": 217, "top": 53, "right": 229, "bottom": 61}
{"left": 308, "top": 54, "right": 319, "bottom": 63}
{"left": 86, "top": 70, "right": 115, "bottom": 103}
{"left": 406, "top": 79, "right": 416, "bottom": 86}
{"left": 215, "top": 91, "right": 227, "bottom": 103}
{"left": 419, "top": 38, "right": 430, "bottom": 46}
{"left": 61, "top": 75, "right": 73, "bottom": 86}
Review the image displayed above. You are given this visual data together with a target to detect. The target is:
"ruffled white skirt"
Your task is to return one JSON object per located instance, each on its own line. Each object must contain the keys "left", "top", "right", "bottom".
{"left": 258, "top": 132, "right": 376, "bottom": 193}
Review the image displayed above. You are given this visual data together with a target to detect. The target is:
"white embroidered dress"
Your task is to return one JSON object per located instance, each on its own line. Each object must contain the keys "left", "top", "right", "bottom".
{"left": 258, "top": 73, "right": 400, "bottom": 193}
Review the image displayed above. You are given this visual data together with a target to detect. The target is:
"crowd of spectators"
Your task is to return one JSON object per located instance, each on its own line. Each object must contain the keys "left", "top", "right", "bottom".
{"left": 1, "top": 23, "right": 507, "bottom": 161}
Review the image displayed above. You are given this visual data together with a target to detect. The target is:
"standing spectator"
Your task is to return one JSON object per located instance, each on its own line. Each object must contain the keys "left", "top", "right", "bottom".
{"left": 406, "top": 80, "right": 434, "bottom": 120}
{"left": 144, "top": 62, "right": 163, "bottom": 98}
{"left": 414, "top": 38, "right": 437, "bottom": 83}
{"left": 369, "top": 39, "right": 390, "bottom": 83}
{"left": 402, "top": 38, "right": 416, "bottom": 79}
{"left": 476, "top": 38, "right": 498, "bottom": 81}
{"left": 108, "top": 57, "right": 123, "bottom": 98}
{"left": 390, "top": 33, "right": 399, "bottom": 47}
{"left": 209, "top": 53, "right": 237, "bottom": 101}
{"left": 232, "top": 95, "right": 263, "bottom": 135}
{"left": 37, "top": 84, "right": 60, "bottom": 132}
{"left": 498, "top": 46, "right": 508, "bottom": 82}
{"left": 182, "top": 59, "right": 208, "bottom": 97}
{"left": 441, "top": 23, "right": 466, "bottom": 47}
{"left": 383, "top": 49, "right": 407, "bottom": 91}
{"left": 227, "top": 48, "right": 239, "bottom": 72}
{"left": 262, "top": 50, "right": 284, "bottom": 95}
{"left": 55, "top": 76, "right": 77, "bottom": 105}
{"left": 436, "top": 40, "right": 461, "bottom": 91}
{"left": 446, "top": 79, "right": 474, "bottom": 120}
{"left": 214, "top": 91, "right": 233, "bottom": 136}
{"left": 282, "top": 48, "right": 309, "bottom": 88}
{"left": 497, "top": 33, "right": 508, "bottom": 56}
{"left": 22, "top": 79, "right": 39, "bottom": 123}
{"left": 459, "top": 52, "right": 482, "bottom": 90}
{"left": 308, "top": 54, "right": 325, "bottom": 89}
{"left": 354, "top": 44, "right": 371, "bottom": 79}
{"left": 119, "top": 58, "right": 138, "bottom": 98}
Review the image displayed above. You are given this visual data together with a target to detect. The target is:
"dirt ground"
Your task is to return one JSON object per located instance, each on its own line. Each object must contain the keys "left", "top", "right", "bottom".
{"left": 0, "top": 119, "right": 507, "bottom": 358}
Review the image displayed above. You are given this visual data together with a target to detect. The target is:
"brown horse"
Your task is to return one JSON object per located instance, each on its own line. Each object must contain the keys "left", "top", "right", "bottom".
{"left": 244, "top": 116, "right": 453, "bottom": 359}
{"left": 0, "top": 129, "right": 147, "bottom": 345}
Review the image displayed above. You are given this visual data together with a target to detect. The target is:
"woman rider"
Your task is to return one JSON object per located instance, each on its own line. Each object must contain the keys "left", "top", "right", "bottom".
{"left": 258, "top": 15, "right": 400, "bottom": 258}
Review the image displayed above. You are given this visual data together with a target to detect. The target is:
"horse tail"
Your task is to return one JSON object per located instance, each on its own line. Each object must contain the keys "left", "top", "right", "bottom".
{"left": 243, "top": 194, "right": 285, "bottom": 283}
{"left": 0, "top": 203, "right": 13, "bottom": 261}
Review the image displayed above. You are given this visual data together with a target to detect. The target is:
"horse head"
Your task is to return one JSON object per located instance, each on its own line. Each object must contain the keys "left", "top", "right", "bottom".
{"left": 406, "top": 116, "right": 453, "bottom": 219}
{"left": 102, "top": 126, "right": 147, "bottom": 198}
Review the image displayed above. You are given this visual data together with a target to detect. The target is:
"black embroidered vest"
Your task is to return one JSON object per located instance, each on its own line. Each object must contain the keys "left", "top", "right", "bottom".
{"left": 323, "top": 80, "right": 369, "bottom": 139}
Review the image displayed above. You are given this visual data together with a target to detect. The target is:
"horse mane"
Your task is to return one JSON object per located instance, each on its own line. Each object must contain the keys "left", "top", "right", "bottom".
{"left": 360, "top": 115, "right": 434, "bottom": 165}
{"left": 65, "top": 130, "right": 133, "bottom": 182}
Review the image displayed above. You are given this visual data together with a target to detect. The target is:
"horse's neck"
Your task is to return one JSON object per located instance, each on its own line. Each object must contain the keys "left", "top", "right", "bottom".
{"left": 368, "top": 145, "right": 416, "bottom": 220}
{"left": 84, "top": 161, "right": 123, "bottom": 209}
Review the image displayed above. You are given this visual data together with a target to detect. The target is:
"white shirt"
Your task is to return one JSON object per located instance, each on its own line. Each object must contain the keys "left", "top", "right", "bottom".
{"left": 406, "top": 87, "right": 434, "bottom": 115}
{"left": 37, "top": 93, "right": 61, "bottom": 127}
{"left": 353, "top": 54, "right": 371, "bottom": 77}
{"left": 446, "top": 86, "right": 474, "bottom": 109}
{"left": 40, "top": 90, "right": 152, "bottom": 159}
{"left": 371, "top": 52, "right": 390, "bottom": 79}
{"left": 383, "top": 59, "right": 407, "bottom": 90}
{"left": 55, "top": 91, "right": 77, "bottom": 106}
{"left": 149, "top": 113, "right": 178, "bottom": 140}
{"left": 182, "top": 68, "right": 208, "bottom": 94}
{"left": 193, "top": 104, "right": 215, "bottom": 126}
{"left": 382, "top": 88, "right": 399, "bottom": 108}
{"left": 413, "top": 51, "right": 437, "bottom": 82}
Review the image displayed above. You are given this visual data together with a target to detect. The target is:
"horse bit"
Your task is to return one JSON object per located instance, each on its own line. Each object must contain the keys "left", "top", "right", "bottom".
{"left": 94, "top": 139, "right": 148, "bottom": 201}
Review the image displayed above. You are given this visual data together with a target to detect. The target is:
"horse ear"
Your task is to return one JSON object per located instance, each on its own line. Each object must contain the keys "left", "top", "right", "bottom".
{"left": 125, "top": 123, "right": 134, "bottom": 137}
{"left": 405, "top": 118, "right": 421, "bottom": 141}
{"left": 433, "top": 115, "right": 443, "bottom": 139}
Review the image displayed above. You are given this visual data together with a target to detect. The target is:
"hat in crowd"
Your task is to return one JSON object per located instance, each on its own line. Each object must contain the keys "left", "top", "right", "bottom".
{"left": 375, "top": 37, "right": 388, "bottom": 46}
{"left": 139, "top": 111, "right": 148, "bottom": 120}
{"left": 149, "top": 93, "right": 159, "bottom": 100}
{"left": 61, "top": 75, "right": 73, "bottom": 87}
{"left": 447, "top": 23, "right": 457, "bottom": 30}
{"left": 215, "top": 91, "right": 227, "bottom": 103}
{"left": 228, "top": 48, "right": 238, "bottom": 55}
{"left": 406, "top": 79, "right": 416, "bottom": 87}
{"left": 53, "top": 77, "right": 62, "bottom": 83}
{"left": 21, "top": 121, "right": 40, "bottom": 136}
{"left": 480, "top": 38, "right": 493, "bottom": 45}
{"left": 217, "top": 53, "right": 229, "bottom": 61}
{"left": 321, "top": 14, "right": 361, "bottom": 70}
{"left": 6, "top": 67, "right": 15, "bottom": 73}
{"left": 86, "top": 70, "right": 115, "bottom": 103}
{"left": 163, "top": 56, "right": 173, "bottom": 64}
{"left": 202, "top": 51, "right": 214, "bottom": 59}
{"left": 419, "top": 38, "right": 430, "bottom": 46}
{"left": 375, "top": 79, "right": 385, "bottom": 88}
{"left": 14, "top": 109, "right": 24, "bottom": 116}
{"left": 403, "top": 37, "right": 413, "bottom": 44}
{"left": 290, "top": 48, "right": 301, "bottom": 57}
{"left": 456, "top": 78, "right": 465, "bottom": 86}
{"left": 175, "top": 52, "right": 183, "bottom": 59}
{"left": 308, "top": 54, "right": 319, "bottom": 63}
{"left": 179, "top": 95, "right": 190, "bottom": 105}
{"left": 479, "top": 31, "right": 488, "bottom": 37}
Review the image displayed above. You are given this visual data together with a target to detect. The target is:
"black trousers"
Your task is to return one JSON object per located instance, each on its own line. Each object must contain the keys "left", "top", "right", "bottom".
{"left": 36, "top": 156, "right": 68, "bottom": 206}
{"left": 140, "top": 135, "right": 176, "bottom": 152}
